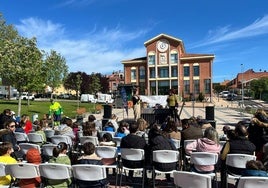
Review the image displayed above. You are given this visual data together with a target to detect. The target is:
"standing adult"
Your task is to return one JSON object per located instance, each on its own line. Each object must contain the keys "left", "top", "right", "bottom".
{"left": 132, "top": 88, "right": 141, "bottom": 120}
{"left": 49, "top": 99, "right": 62, "bottom": 126}
{"left": 166, "top": 89, "right": 179, "bottom": 120}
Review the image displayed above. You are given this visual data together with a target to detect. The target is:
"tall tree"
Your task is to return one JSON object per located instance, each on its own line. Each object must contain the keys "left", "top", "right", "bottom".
{"left": 89, "top": 73, "right": 101, "bottom": 94}
{"left": 0, "top": 36, "right": 43, "bottom": 116}
{"left": 251, "top": 77, "right": 268, "bottom": 100}
{"left": 64, "top": 72, "right": 82, "bottom": 97}
{"left": 44, "top": 50, "right": 68, "bottom": 98}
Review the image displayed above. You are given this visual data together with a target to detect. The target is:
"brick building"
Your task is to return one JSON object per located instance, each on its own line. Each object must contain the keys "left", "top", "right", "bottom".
{"left": 121, "top": 33, "right": 215, "bottom": 99}
{"left": 107, "top": 70, "right": 124, "bottom": 93}
{"left": 227, "top": 69, "right": 268, "bottom": 91}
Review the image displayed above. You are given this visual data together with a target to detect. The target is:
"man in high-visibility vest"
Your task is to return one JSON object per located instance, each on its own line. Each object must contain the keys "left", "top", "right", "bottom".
{"left": 49, "top": 99, "right": 62, "bottom": 126}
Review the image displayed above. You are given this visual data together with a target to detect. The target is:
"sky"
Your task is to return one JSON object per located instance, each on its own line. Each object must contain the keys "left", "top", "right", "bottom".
{"left": 1, "top": 0, "right": 268, "bottom": 83}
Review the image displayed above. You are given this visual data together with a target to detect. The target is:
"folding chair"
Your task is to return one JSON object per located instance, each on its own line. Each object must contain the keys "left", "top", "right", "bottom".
{"left": 41, "top": 143, "right": 57, "bottom": 162}
{"left": 152, "top": 150, "right": 180, "bottom": 188}
{"left": 119, "top": 148, "right": 145, "bottom": 188}
{"left": 237, "top": 176, "right": 268, "bottom": 188}
{"left": 19, "top": 143, "right": 41, "bottom": 155}
{"left": 182, "top": 139, "right": 196, "bottom": 170}
{"left": 72, "top": 164, "right": 108, "bottom": 188}
{"left": 79, "top": 136, "right": 99, "bottom": 146}
{"left": 14, "top": 132, "right": 29, "bottom": 143}
{"left": 44, "top": 129, "right": 55, "bottom": 142}
{"left": 225, "top": 154, "right": 256, "bottom": 187}
{"left": 28, "top": 133, "right": 45, "bottom": 145}
{"left": 39, "top": 163, "right": 72, "bottom": 187}
{"left": 95, "top": 146, "right": 119, "bottom": 186}
{"left": 113, "top": 137, "right": 122, "bottom": 154}
{"left": 171, "top": 138, "right": 181, "bottom": 150}
{"left": 50, "top": 135, "right": 73, "bottom": 152}
{"left": 5, "top": 163, "right": 40, "bottom": 187}
{"left": 99, "top": 131, "right": 115, "bottom": 138}
{"left": 190, "top": 152, "right": 219, "bottom": 187}
{"left": 173, "top": 171, "right": 212, "bottom": 188}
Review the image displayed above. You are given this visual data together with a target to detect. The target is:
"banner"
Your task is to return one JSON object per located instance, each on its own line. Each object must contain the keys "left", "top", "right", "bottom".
{"left": 120, "top": 86, "right": 128, "bottom": 116}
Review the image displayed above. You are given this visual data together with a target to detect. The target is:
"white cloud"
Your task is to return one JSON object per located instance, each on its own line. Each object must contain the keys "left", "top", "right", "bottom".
{"left": 191, "top": 15, "right": 268, "bottom": 48}
{"left": 15, "top": 17, "right": 147, "bottom": 74}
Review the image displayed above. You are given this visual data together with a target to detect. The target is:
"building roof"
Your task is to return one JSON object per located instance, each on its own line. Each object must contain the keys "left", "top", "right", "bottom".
{"left": 180, "top": 53, "right": 215, "bottom": 60}
{"left": 121, "top": 57, "right": 147, "bottom": 64}
{"left": 144, "top": 33, "right": 186, "bottom": 53}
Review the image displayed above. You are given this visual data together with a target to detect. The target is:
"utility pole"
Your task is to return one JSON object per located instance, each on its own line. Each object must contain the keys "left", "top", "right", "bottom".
{"left": 241, "top": 64, "right": 244, "bottom": 108}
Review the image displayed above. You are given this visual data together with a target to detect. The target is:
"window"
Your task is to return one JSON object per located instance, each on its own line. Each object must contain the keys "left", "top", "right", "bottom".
{"left": 184, "top": 66, "right": 190, "bottom": 77}
{"left": 149, "top": 68, "right": 155, "bottom": 78}
{"left": 193, "top": 80, "right": 200, "bottom": 94}
{"left": 150, "top": 81, "right": 156, "bottom": 95}
{"left": 193, "top": 64, "right": 199, "bottom": 76}
{"left": 131, "top": 68, "right": 136, "bottom": 80}
{"left": 158, "top": 81, "right": 169, "bottom": 95}
{"left": 170, "top": 53, "right": 178, "bottom": 64}
{"left": 171, "top": 80, "right": 178, "bottom": 89}
{"left": 139, "top": 66, "right": 145, "bottom": 79}
{"left": 158, "top": 67, "right": 169, "bottom": 78}
{"left": 184, "top": 80, "right": 190, "bottom": 94}
{"left": 139, "top": 82, "right": 146, "bottom": 95}
{"left": 148, "top": 55, "right": 155, "bottom": 65}
{"left": 171, "top": 66, "right": 178, "bottom": 77}
{"left": 204, "top": 79, "right": 211, "bottom": 94}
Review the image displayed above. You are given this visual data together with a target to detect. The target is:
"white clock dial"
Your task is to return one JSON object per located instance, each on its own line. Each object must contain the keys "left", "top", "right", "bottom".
{"left": 157, "top": 40, "right": 169, "bottom": 52}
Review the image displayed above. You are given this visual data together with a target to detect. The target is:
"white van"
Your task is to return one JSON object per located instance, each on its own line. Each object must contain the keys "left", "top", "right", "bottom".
{"left": 80, "top": 94, "right": 97, "bottom": 103}
{"left": 97, "top": 93, "right": 114, "bottom": 104}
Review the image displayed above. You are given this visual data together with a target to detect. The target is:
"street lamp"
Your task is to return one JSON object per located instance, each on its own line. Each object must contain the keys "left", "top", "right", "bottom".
{"left": 241, "top": 64, "right": 244, "bottom": 108}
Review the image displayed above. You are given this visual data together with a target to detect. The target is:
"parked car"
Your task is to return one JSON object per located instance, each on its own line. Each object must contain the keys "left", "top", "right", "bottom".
{"left": 219, "top": 91, "right": 229, "bottom": 98}
{"left": 226, "top": 93, "right": 238, "bottom": 101}
{"left": 18, "top": 93, "right": 35, "bottom": 100}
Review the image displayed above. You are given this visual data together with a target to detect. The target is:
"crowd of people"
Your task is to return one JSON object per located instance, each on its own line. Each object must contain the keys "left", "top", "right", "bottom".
{"left": 0, "top": 104, "right": 268, "bottom": 187}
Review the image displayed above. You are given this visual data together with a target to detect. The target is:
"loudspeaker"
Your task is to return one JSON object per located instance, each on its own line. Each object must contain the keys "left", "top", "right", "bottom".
{"left": 103, "top": 104, "right": 112, "bottom": 119}
{"left": 205, "top": 106, "right": 214, "bottom": 120}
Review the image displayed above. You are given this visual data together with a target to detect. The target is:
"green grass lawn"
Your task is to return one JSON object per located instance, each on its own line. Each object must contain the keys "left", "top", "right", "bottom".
{"left": 0, "top": 99, "right": 100, "bottom": 120}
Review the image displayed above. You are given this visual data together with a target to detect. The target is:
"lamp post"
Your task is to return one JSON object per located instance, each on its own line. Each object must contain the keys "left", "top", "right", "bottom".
{"left": 241, "top": 64, "right": 244, "bottom": 108}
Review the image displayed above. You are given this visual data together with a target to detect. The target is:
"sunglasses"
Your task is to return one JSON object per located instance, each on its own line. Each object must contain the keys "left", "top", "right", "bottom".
{"left": 9, "top": 125, "right": 16, "bottom": 128}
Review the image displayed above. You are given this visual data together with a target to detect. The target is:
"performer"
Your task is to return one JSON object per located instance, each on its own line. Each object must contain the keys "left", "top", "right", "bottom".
{"left": 132, "top": 88, "right": 141, "bottom": 120}
{"left": 166, "top": 89, "right": 180, "bottom": 120}
{"left": 49, "top": 99, "right": 62, "bottom": 126}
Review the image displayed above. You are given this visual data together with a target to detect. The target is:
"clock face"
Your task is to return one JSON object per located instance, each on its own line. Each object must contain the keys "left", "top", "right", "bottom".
{"left": 157, "top": 40, "right": 169, "bottom": 52}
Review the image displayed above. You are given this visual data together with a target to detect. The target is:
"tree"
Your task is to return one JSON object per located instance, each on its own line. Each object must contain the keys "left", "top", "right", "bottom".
{"left": 89, "top": 73, "right": 101, "bottom": 94}
{"left": 250, "top": 77, "right": 268, "bottom": 100}
{"left": 0, "top": 36, "right": 43, "bottom": 116}
{"left": 64, "top": 72, "right": 82, "bottom": 97}
{"left": 43, "top": 50, "right": 68, "bottom": 98}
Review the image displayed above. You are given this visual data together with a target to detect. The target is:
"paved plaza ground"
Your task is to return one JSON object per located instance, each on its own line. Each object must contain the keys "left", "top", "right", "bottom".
{"left": 91, "top": 97, "right": 253, "bottom": 135}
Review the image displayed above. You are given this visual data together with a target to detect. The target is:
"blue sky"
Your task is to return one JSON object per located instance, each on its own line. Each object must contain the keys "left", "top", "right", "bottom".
{"left": 1, "top": 0, "right": 268, "bottom": 83}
